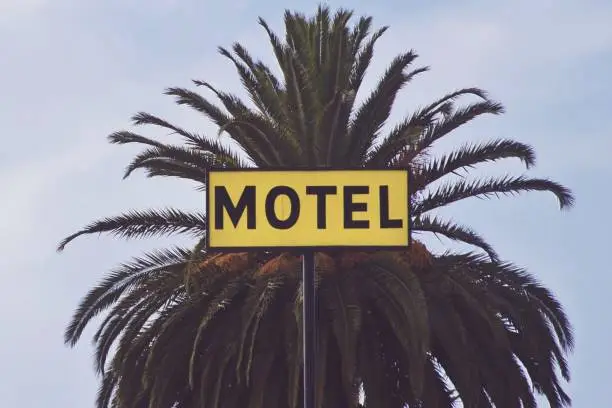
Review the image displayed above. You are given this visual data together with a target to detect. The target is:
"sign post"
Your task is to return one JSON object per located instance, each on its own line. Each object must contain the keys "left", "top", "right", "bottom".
{"left": 302, "top": 250, "right": 316, "bottom": 408}
{"left": 206, "top": 168, "right": 410, "bottom": 408}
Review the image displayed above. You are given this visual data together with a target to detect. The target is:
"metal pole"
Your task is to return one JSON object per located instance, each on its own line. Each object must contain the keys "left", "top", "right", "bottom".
{"left": 302, "top": 250, "right": 316, "bottom": 408}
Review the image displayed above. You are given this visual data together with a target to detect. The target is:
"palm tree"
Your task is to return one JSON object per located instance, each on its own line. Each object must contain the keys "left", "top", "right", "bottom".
{"left": 59, "top": 6, "right": 574, "bottom": 408}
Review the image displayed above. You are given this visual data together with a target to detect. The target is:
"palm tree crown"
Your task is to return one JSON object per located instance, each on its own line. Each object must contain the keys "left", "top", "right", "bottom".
{"left": 59, "top": 6, "right": 574, "bottom": 408}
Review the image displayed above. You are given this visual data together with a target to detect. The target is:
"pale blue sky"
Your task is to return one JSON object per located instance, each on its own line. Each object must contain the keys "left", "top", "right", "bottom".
{"left": 1, "top": 0, "right": 610, "bottom": 406}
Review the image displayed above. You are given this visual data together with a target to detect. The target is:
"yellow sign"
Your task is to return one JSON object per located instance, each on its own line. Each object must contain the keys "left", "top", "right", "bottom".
{"left": 206, "top": 169, "right": 410, "bottom": 250}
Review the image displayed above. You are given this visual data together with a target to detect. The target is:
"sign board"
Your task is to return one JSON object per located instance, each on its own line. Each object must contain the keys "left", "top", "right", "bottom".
{"left": 206, "top": 169, "right": 410, "bottom": 250}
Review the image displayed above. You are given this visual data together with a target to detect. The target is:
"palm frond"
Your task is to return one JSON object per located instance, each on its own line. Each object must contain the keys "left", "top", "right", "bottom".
{"left": 365, "top": 88, "right": 491, "bottom": 167}
{"left": 122, "top": 145, "right": 216, "bottom": 180}
{"left": 364, "top": 112, "right": 428, "bottom": 167}
{"left": 421, "top": 87, "right": 489, "bottom": 115}
{"left": 194, "top": 79, "right": 291, "bottom": 167}
{"left": 131, "top": 111, "right": 250, "bottom": 167}
{"left": 349, "top": 25, "right": 387, "bottom": 92}
{"left": 414, "top": 175, "right": 575, "bottom": 215}
{"left": 107, "top": 131, "right": 165, "bottom": 148}
{"left": 57, "top": 209, "right": 206, "bottom": 251}
{"left": 413, "top": 215, "right": 499, "bottom": 261}
{"left": 164, "top": 86, "right": 230, "bottom": 127}
{"left": 322, "top": 273, "right": 362, "bottom": 401}
{"left": 432, "top": 252, "right": 573, "bottom": 407}
{"left": 361, "top": 252, "right": 429, "bottom": 397}
{"left": 413, "top": 100, "right": 505, "bottom": 157}
{"left": 413, "top": 139, "right": 536, "bottom": 191}
{"left": 346, "top": 52, "right": 426, "bottom": 165}
{"left": 64, "top": 246, "right": 190, "bottom": 345}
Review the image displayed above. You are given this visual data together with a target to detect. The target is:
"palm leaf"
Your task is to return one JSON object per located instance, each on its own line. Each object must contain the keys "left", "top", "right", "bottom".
{"left": 57, "top": 209, "right": 206, "bottom": 251}
{"left": 414, "top": 175, "right": 574, "bottom": 215}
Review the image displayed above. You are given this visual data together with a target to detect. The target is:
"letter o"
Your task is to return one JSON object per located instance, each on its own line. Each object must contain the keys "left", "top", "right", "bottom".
{"left": 265, "top": 186, "right": 300, "bottom": 229}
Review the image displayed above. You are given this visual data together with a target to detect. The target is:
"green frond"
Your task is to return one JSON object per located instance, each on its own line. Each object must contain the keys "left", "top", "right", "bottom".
{"left": 349, "top": 26, "right": 387, "bottom": 91}
{"left": 361, "top": 252, "right": 429, "bottom": 397}
{"left": 369, "top": 97, "right": 502, "bottom": 170}
{"left": 96, "top": 371, "right": 118, "bottom": 408}
{"left": 415, "top": 100, "right": 505, "bottom": 155}
{"left": 131, "top": 112, "right": 204, "bottom": 145}
{"left": 93, "top": 296, "right": 159, "bottom": 375}
{"left": 359, "top": 307, "right": 410, "bottom": 408}
{"left": 131, "top": 111, "right": 250, "bottom": 167}
{"left": 244, "top": 341, "right": 277, "bottom": 408}
{"left": 322, "top": 274, "right": 362, "bottom": 401}
{"left": 226, "top": 43, "right": 290, "bottom": 128}
{"left": 432, "top": 252, "right": 573, "bottom": 407}
{"left": 194, "top": 79, "right": 292, "bottom": 167}
{"left": 107, "top": 131, "right": 165, "bottom": 148}
{"left": 188, "top": 276, "right": 250, "bottom": 387}
{"left": 103, "top": 294, "right": 175, "bottom": 375}
{"left": 236, "top": 274, "right": 286, "bottom": 385}
{"left": 142, "top": 302, "right": 202, "bottom": 407}
{"left": 57, "top": 209, "right": 206, "bottom": 251}
{"left": 414, "top": 175, "right": 575, "bottom": 215}
{"left": 164, "top": 86, "right": 230, "bottom": 128}
{"left": 470, "top": 257, "right": 574, "bottom": 353}
{"left": 413, "top": 139, "right": 537, "bottom": 191}
{"left": 284, "top": 54, "right": 316, "bottom": 165}
{"left": 421, "top": 87, "right": 490, "bottom": 114}
{"left": 141, "top": 161, "right": 209, "bottom": 183}
{"left": 346, "top": 51, "right": 425, "bottom": 165}
{"left": 319, "top": 89, "right": 353, "bottom": 165}
{"left": 109, "top": 131, "right": 224, "bottom": 183}
{"left": 322, "top": 9, "right": 355, "bottom": 99}
{"left": 412, "top": 215, "right": 499, "bottom": 261}
{"left": 364, "top": 112, "right": 428, "bottom": 167}
{"left": 284, "top": 304, "right": 302, "bottom": 408}
{"left": 366, "top": 89, "right": 490, "bottom": 168}
{"left": 64, "top": 246, "right": 190, "bottom": 345}
{"left": 121, "top": 144, "right": 216, "bottom": 181}
{"left": 426, "top": 294, "right": 479, "bottom": 405}
{"left": 283, "top": 11, "right": 317, "bottom": 81}
{"left": 421, "top": 357, "right": 458, "bottom": 407}
{"left": 257, "top": 17, "right": 287, "bottom": 75}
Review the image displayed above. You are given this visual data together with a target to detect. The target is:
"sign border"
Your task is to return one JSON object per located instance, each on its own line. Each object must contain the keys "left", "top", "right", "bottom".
{"left": 205, "top": 167, "right": 412, "bottom": 252}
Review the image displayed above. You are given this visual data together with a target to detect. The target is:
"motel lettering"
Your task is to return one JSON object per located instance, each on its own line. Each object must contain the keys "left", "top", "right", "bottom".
{"left": 213, "top": 185, "right": 403, "bottom": 230}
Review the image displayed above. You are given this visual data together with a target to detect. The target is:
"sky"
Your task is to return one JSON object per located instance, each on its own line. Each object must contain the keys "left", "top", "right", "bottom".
{"left": 1, "top": 0, "right": 611, "bottom": 406}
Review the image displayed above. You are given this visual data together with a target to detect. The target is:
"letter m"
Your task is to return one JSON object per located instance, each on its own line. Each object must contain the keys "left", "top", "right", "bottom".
{"left": 214, "top": 186, "right": 256, "bottom": 229}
